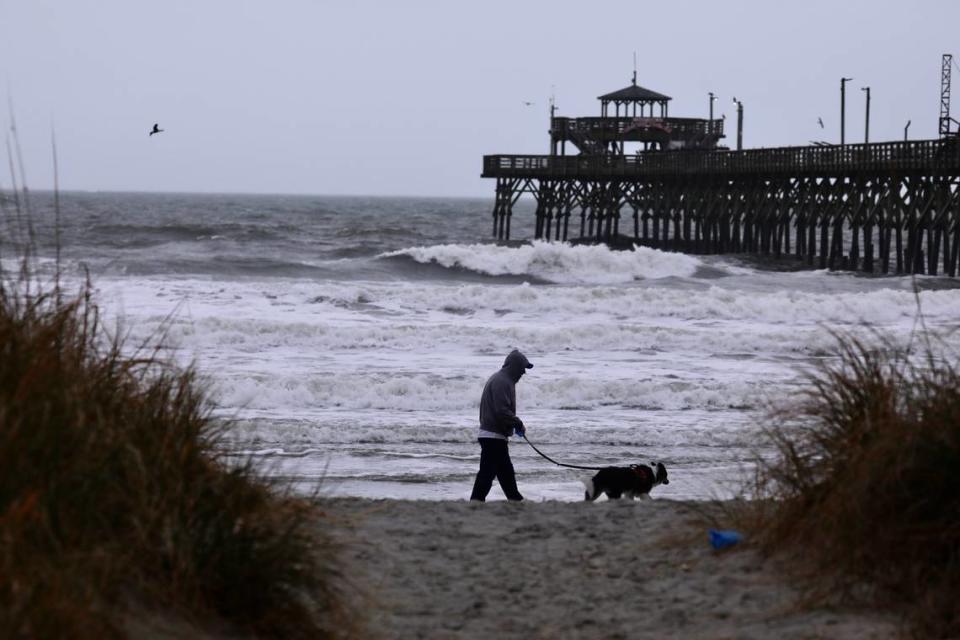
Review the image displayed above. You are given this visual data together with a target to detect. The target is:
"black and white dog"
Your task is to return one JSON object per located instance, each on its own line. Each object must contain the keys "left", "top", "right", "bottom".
{"left": 583, "top": 462, "right": 669, "bottom": 501}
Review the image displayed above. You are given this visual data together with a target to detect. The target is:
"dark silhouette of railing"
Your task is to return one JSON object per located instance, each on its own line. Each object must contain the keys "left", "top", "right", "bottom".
{"left": 484, "top": 139, "right": 960, "bottom": 179}
{"left": 552, "top": 116, "right": 724, "bottom": 141}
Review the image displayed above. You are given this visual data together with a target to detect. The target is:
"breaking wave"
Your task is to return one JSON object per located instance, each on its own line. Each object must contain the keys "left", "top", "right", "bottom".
{"left": 379, "top": 242, "right": 703, "bottom": 284}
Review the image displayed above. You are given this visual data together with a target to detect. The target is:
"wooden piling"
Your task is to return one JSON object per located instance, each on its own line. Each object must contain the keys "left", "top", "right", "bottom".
{"left": 481, "top": 140, "right": 960, "bottom": 276}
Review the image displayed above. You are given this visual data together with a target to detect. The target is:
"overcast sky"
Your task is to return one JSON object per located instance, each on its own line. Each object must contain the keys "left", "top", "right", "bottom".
{"left": 2, "top": 0, "right": 959, "bottom": 197}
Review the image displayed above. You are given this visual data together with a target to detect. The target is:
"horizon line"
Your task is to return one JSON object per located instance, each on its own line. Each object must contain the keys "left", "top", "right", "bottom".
{"left": 4, "top": 187, "right": 495, "bottom": 200}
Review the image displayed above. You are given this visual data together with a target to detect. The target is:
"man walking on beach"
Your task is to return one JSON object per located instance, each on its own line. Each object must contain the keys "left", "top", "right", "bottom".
{"left": 470, "top": 349, "right": 533, "bottom": 502}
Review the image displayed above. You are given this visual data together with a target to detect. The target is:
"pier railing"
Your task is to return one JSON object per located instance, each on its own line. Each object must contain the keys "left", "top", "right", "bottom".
{"left": 552, "top": 116, "right": 724, "bottom": 141}
{"left": 484, "top": 139, "right": 960, "bottom": 179}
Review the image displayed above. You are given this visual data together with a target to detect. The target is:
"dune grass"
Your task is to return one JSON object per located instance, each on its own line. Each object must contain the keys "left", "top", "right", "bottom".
{"left": 0, "top": 186, "right": 357, "bottom": 637}
{"left": 750, "top": 328, "right": 960, "bottom": 637}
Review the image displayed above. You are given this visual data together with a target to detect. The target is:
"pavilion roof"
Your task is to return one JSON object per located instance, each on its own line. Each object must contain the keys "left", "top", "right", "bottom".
{"left": 598, "top": 83, "right": 672, "bottom": 102}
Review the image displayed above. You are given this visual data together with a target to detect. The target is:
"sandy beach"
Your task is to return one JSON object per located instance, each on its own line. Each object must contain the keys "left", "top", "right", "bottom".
{"left": 327, "top": 498, "right": 899, "bottom": 640}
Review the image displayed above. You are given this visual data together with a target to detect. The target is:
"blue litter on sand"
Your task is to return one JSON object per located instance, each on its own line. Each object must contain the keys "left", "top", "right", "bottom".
{"left": 709, "top": 529, "right": 743, "bottom": 549}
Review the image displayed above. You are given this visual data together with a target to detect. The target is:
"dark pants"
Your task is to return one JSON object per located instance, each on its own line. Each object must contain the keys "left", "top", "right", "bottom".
{"left": 470, "top": 438, "right": 523, "bottom": 501}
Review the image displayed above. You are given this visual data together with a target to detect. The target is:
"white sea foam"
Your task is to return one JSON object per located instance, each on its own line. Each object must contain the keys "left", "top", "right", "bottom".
{"left": 98, "top": 278, "right": 960, "bottom": 359}
{"left": 221, "top": 410, "right": 758, "bottom": 449}
{"left": 210, "top": 369, "right": 774, "bottom": 416}
{"left": 75, "top": 248, "right": 960, "bottom": 500}
{"left": 21, "top": 193, "right": 960, "bottom": 500}
{"left": 380, "top": 242, "right": 703, "bottom": 284}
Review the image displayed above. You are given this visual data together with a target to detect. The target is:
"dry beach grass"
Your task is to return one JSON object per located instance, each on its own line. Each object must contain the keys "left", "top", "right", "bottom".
{"left": 749, "top": 328, "right": 960, "bottom": 638}
{"left": 0, "top": 184, "right": 358, "bottom": 638}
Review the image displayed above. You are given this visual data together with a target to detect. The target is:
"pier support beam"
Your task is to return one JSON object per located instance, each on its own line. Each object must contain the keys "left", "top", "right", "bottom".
{"left": 486, "top": 154, "right": 960, "bottom": 276}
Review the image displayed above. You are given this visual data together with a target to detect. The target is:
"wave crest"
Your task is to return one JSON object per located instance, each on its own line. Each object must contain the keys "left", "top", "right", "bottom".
{"left": 379, "top": 242, "right": 701, "bottom": 284}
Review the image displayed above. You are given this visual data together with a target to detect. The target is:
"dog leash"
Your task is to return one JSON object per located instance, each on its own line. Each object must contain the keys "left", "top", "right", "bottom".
{"left": 518, "top": 433, "right": 605, "bottom": 471}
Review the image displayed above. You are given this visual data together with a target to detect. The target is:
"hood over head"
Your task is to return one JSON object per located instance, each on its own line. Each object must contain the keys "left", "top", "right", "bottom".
{"left": 502, "top": 349, "right": 533, "bottom": 380}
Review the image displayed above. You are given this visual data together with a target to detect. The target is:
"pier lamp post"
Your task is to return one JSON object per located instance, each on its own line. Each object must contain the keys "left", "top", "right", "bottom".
{"left": 841, "top": 77, "right": 853, "bottom": 146}
{"left": 709, "top": 92, "right": 716, "bottom": 135}
{"left": 861, "top": 86, "right": 871, "bottom": 144}
{"left": 732, "top": 97, "right": 743, "bottom": 150}
{"left": 549, "top": 94, "right": 558, "bottom": 156}
{"left": 904, "top": 120, "right": 912, "bottom": 142}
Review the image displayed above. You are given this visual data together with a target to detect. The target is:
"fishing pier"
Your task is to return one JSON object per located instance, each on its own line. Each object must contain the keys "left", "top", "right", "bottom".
{"left": 482, "top": 63, "right": 960, "bottom": 276}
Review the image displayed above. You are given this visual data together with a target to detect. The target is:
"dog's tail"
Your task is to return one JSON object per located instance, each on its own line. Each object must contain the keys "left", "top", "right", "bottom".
{"left": 582, "top": 477, "right": 596, "bottom": 501}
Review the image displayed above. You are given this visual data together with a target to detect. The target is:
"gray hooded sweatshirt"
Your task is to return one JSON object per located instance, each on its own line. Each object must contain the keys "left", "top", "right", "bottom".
{"left": 478, "top": 350, "right": 532, "bottom": 439}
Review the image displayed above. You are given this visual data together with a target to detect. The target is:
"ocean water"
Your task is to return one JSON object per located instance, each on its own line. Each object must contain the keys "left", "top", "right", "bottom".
{"left": 12, "top": 191, "right": 960, "bottom": 501}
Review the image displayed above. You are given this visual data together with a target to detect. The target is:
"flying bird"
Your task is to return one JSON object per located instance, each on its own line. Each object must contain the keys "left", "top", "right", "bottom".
{"left": 521, "top": 101, "right": 535, "bottom": 107}
{"left": 149, "top": 123, "right": 164, "bottom": 136}
{"left": 817, "top": 117, "right": 825, "bottom": 129}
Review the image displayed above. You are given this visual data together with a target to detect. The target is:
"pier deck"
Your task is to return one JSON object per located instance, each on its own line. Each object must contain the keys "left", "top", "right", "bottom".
{"left": 481, "top": 139, "right": 960, "bottom": 276}
{"left": 484, "top": 139, "right": 960, "bottom": 180}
